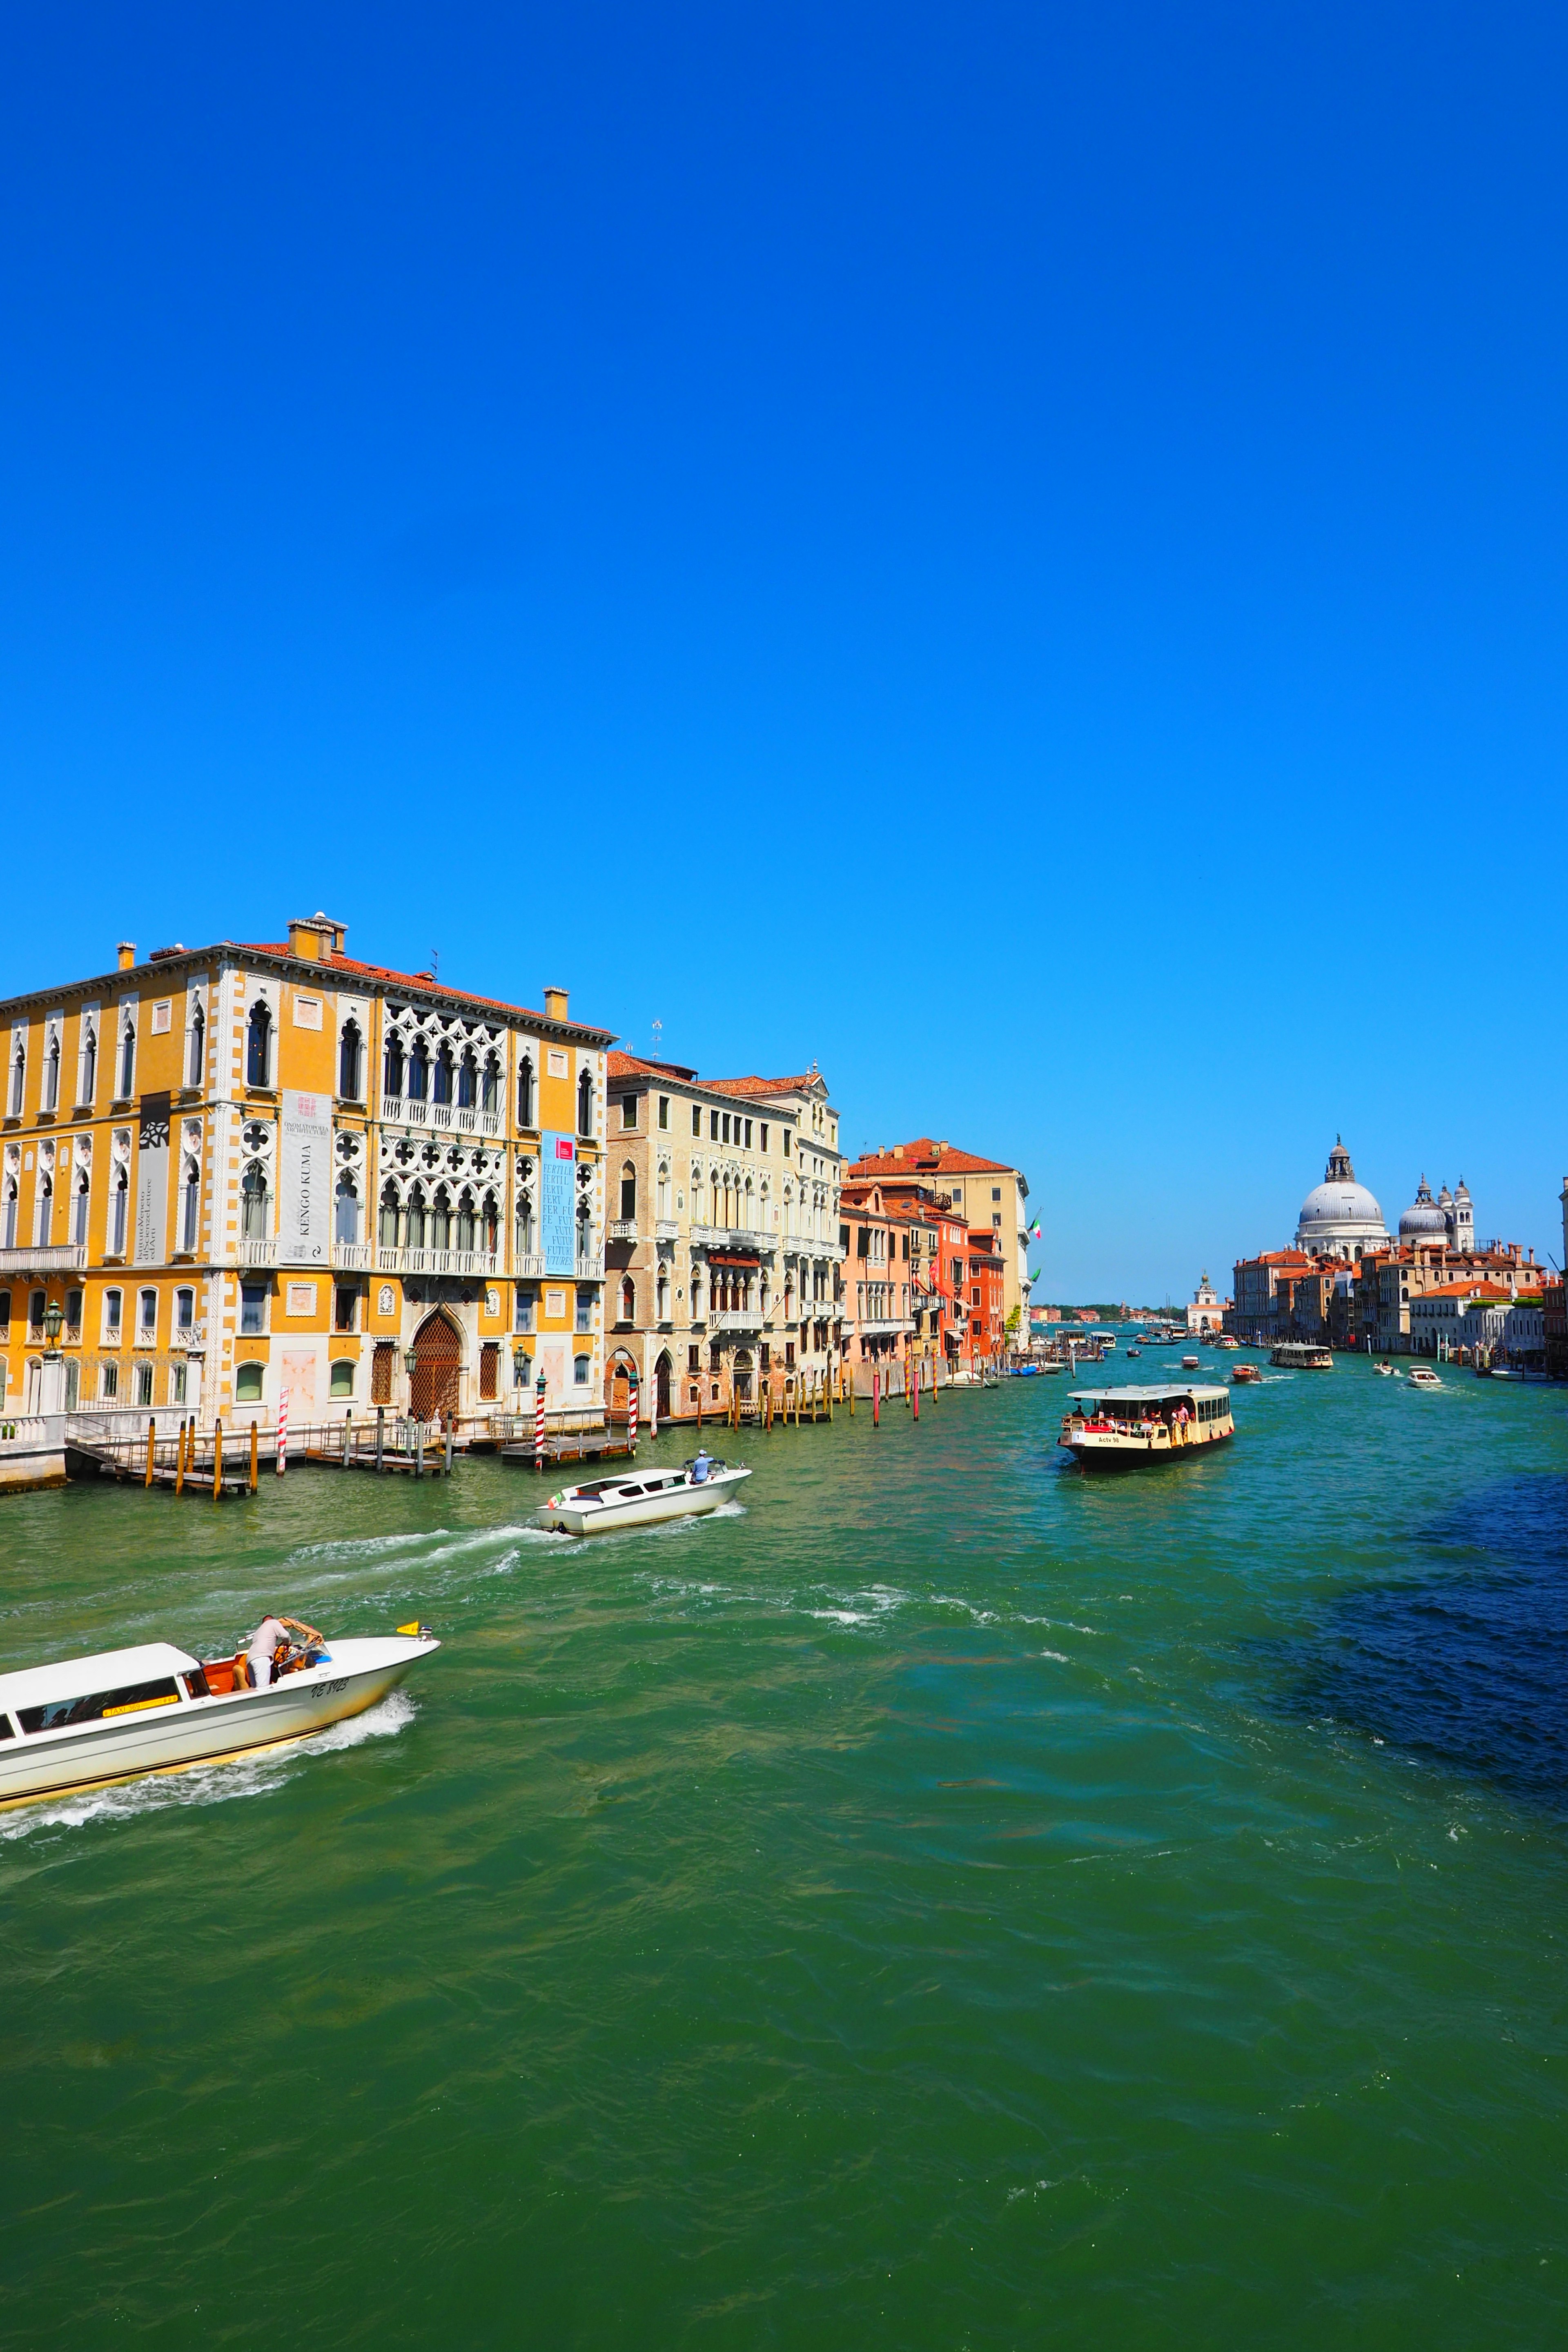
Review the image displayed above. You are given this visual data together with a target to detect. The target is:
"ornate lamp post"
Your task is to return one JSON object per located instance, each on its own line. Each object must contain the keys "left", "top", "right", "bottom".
{"left": 39, "top": 1297, "right": 67, "bottom": 1416}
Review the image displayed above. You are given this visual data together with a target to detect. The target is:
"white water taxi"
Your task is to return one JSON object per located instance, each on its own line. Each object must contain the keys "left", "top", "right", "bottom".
{"left": 539, "top": 1459, "right": 751, "bottom": 1535}
{"left": 0, "top": 1628, "right": 438, "bottom": 1810}
{"left": 1060, "top": 1384, "right": 1234, "bottom": 1468}
{"left": 1408, "top": 1366, "right": 1443, "bottom": 1389}
{"left": 1373, "top": 1361, "right": 1396, "bottom": 1377}
{"left": 1270, "top": 1342, "right": 1334, "bottom": 1370}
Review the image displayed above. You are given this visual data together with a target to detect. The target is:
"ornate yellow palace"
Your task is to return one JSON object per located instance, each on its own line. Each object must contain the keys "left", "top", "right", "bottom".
{"left": 0, "top": 914, "right": 611, "bottom": 1432}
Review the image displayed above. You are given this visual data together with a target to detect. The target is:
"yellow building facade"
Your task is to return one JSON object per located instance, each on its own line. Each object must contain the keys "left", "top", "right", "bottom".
{"left": 0, "top": 915, "right": 611, "bottom": 1434}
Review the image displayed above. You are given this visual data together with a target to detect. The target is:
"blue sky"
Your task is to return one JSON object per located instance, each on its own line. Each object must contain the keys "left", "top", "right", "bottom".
{"left": 2, "top": 3, "right": 1566, "bottom": 1301}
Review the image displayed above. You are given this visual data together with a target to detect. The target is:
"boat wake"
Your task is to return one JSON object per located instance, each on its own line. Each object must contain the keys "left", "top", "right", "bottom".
{"left": 0, "top": 1690, "right": 418, "bottom": 1844}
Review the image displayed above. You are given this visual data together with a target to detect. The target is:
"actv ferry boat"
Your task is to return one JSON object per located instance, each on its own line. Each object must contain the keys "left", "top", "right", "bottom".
{"left": 1060, "top": 1383, "right": 1234, "bottom": 1468}
{"left": 0, "top": 1628, "right": 438, "bottom": 1809}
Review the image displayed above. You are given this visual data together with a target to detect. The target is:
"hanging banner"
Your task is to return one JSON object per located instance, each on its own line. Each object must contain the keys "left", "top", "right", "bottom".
{"left": 278, "top": 1088, "right": 332, "bottom": 1267}
{"left": 134, "top": 1092, "right": 171, "bottom": 1265}
{"left": 541, "top": 1131, "right": 577, "bottom": 1274}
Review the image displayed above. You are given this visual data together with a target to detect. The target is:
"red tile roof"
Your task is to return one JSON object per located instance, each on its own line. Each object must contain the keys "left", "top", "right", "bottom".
{"left": 607, "top": 1050, "right": 699, "bottom": 1081}
{"left": 702, "top": 1071, "right": 826, "bottom": 1100}
{"left": 234, "top": 944, "right": 615, "bottom": 1039}
{"left": 850, "top": 1138, "right": 1016, "bottom": 1178}
{"left": 1419, "top": 1281, "right": 1513, "bottom": 1300}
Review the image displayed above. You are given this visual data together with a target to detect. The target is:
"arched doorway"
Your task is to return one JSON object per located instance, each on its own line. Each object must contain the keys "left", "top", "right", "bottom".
{"left": 410, "top": 1311, "right": 462, "bottom": 1422}
{"left": 733, "top": 1347, "right": 753, "bottom": 1402}
{"left": 654, "top": 1350, "right": 673, "bottom": 1422}
{"left": 605, "top": 1350, "right": 638, "bottom": 1425}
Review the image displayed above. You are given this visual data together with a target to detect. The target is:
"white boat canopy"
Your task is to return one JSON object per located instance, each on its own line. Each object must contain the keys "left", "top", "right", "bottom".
{"left": 1067, "top": 1385, "right": 1232, "bottom": 1408}
{"left": 0, "top": 1642, "right": 200, "bottom": 1717}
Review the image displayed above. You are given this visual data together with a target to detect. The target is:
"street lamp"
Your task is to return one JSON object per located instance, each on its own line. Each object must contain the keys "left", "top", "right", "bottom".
{"left": 42, "top": 1300, "right": 64, "bottom": 1349}
{"left": 404, "top": 1345, "right": 418, "bottom": 1382}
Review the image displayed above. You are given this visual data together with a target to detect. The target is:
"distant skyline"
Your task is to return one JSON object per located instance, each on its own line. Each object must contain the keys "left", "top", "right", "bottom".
{"left": 2, "top": 4, "right": 1565, "bottom": 1299}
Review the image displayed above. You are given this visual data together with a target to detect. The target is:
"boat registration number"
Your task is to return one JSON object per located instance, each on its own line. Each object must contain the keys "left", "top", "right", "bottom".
{"left": 312, "top": 1678, "right": 348, "bottom": 1696}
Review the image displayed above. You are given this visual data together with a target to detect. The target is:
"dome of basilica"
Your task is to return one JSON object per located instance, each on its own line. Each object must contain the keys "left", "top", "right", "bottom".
{"left": 1293, "top": 1140, "right": 1389, "bottom": 1257}
{"left": 1399, "top": 1177, "right": 1449, "bottom": 1241}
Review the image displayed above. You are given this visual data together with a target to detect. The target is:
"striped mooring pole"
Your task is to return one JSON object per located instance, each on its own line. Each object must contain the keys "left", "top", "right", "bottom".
{"left": 626, "top": 1378, "right": 639, "bottom": 1452}
{"left": 533, "top": 1375, "right": 547, "bottom": 1472}
{"left": 276, "top": 1388, "right": 289, "bottom": 1476}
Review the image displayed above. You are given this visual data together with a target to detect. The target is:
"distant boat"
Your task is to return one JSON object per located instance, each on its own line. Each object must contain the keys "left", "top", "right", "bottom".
{"left": 1408, "top": 1366, "right": 1442, "bottom": 1390}
{"left": 538, "top": 1460, "right": 751, "bottom": 1535}
{"left": 1230, "top": 1363, "right": 1261, "bottom": 1384}
{"left": 1373, "top": 1361, "right": 1395, "bottom": 1377}
{"left": 1181, "top": 1354, "right": 1200, "bottom": 1370}
{"left": 1270, "top": 1342, "right": 1333, "bottom": 1370}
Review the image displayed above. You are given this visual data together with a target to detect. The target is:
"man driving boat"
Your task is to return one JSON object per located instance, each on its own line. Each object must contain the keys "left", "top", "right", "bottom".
{"left": 245, "top": 1612, "right": 324, "bottom": 1689}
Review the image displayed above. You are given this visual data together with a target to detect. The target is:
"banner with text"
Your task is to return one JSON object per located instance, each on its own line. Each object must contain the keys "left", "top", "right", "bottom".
{"left": 541, "top": 1131, "right": 577, "bottom": 1274}
{"left": 278, "top": 1089, "right": 333, "bottom": 1268}
{"left": 134, "top": 1092, "right": 171, "bottom": 1266}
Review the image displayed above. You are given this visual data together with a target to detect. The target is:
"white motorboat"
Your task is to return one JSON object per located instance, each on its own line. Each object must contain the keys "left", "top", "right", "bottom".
{"left": 0, "top": 1628, "right": 438, "bottom": 1809}
{"left": 1408, "top": 1366, "right": 1443, "bottom": 1389}
{"left": 539, "top": 1459, "right": 752, "bottom": 1535}
{"left": 1373, "top": 1361, "right": 1395, "bottom": 1376}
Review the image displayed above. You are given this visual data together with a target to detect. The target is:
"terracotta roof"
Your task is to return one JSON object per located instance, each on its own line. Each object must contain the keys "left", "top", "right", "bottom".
{"left": 607, "top": 1051, "right": 699, "bottom": 1082}
{"left": 850, "top": 1138, "right": 1017, "bottom": 1178}
{"left": 234, "top": 944, "right": 615, "bottom": 1040}
{"left": 703, "top": 1071, "right": 826, "bottom": 1101}
{"left": 1418, "top": 1281, "right": 1513, "bottom": 1301}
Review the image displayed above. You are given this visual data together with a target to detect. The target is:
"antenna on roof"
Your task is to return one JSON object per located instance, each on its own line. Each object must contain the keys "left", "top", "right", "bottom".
{"left": 431, "top": 949, "right": 439, "bottom": 980}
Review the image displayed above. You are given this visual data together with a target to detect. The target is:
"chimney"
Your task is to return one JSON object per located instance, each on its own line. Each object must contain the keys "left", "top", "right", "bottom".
{"left": 287, "top": 912, "right": 346, "bottom": 962}
{"left": 117, "top": 942, "right": 136, "bottom": 971}
{"left": 543, "top": 984, "right": 569, "bottom": 1023}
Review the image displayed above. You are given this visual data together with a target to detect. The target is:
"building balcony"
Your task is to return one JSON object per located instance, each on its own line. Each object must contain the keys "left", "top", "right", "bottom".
{"left": 655, "top": 1220, "right": 679, "bottom": 1241}
{"left": 853, "top": 1316, "right": 916, "bottom": 1337}
{"left": 607, "top": 1219, "right": 638, "bottom": 1243}
{"left": 359, "top": 1243, "right": 504, "bottom": 1280}
{"left": 379, "top": 1092, "right": 504, "bottom": 1139}
{"left": 0, "top": 1241, "right": 87, "bottom": 1274}
{"left": 710, "top": 1308, "right": 765, "bottom": 1334}
{"left": 690, "top": 1225, "right": 775, "bottom": 1255}
{"left": 238, "top": 1237, "right": 278, "bottom": 1267}
{"left": 576, "top": 1254, "right": 604, "bottom": 1282}
{"left": 515, "top": 1253, "right": 545, "bottom": 1278}
{"left": 781, "top": 1237, "right": 846, "bottom": 1263}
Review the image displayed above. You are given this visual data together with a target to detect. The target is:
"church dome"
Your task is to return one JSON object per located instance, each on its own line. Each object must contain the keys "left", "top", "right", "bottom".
{"left": 1294, "top": 1140, "right": 1388, "bottom": 1255}
{"left": 1399, "top": 1176, "right": 1449, "bottom": 1241}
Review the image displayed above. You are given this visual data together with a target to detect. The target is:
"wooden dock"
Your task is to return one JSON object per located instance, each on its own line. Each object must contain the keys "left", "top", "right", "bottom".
{"left": 78, "top": 1411, "right": 459, "bottom": 1495}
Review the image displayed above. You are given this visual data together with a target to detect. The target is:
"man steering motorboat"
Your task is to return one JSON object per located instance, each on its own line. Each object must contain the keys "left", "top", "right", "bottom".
{"left": 245, "top": 1612, "right": 325, "bottom": 1689}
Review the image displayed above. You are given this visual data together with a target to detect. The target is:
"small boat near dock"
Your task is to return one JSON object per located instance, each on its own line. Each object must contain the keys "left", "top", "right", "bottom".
{"left": 538, "top": 1459, "right": 751, "bottom": 1535}
{"left": 1059, "top": 1383, "right": 1234, "bottom": 1468}
{"left": 0, "top": 1626, "right": 438, "bottom": 1809}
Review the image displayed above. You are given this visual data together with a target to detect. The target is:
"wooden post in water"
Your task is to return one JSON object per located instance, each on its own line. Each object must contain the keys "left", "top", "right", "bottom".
{"left": 849, "top": 1368, "right": 855, "bottom": 1415}
{"left": 249, "top": 1420, "right": 258, "bottom": 1493}
{"left": 212, "top": 1420, "right": 223, "bottom": 1505}
{"left": 175, "top": 1417, "right": 186, "bottom": 1494}
{"left": 872, "top": 1371, "right": 880, "bottom": 1428}
{"left": 144, "top": 1415, "right": 156, "bottom": 1487}
{"left": 415, "top": 1422, "right": 425, "bottom": 1479}
{"left": 444, "top": 1421, "right": 454, "bottom": 1477}
{"left": 913, "top": 1359, "right": 920, "bottom": 1421}
{"left": 376, "top": 1405, "right": 385, "bottom": 1473}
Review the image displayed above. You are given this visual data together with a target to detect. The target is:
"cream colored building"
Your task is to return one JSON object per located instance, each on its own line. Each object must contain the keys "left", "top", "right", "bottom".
{"left": 604, "top": 1054, "right": 844, "bottom": 1420}
{"left": 0, "top": 915, "right": 611, "bottom": 1440}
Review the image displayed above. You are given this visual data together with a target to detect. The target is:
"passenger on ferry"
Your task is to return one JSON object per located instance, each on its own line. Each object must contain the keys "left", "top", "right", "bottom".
{"left": 245, "top": 1613, "right": 324, "bottom": 1689}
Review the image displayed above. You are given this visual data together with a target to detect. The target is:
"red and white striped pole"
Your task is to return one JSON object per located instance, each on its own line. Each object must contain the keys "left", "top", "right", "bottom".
{"left": 276, "top": 1385, "right": 288, "bottom": 1476}
{"left": 627, "top": 1377, "right": 639, "bottom": 1452}
{"left": 533, "top": 1375, "right": 547, "bottom": 1472}
{"left": 648, "top": 1371, "right": 658, "bottom": 1439}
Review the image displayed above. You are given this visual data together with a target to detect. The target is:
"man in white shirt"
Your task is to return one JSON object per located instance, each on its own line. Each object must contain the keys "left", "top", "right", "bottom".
{"left": 245, "top": 1613, "right": 322, "bottom": 1689}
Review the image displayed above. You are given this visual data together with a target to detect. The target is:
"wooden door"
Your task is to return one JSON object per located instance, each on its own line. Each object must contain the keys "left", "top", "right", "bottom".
{"left": 410, "top": 1313, "right": 461, "bottom": 1421}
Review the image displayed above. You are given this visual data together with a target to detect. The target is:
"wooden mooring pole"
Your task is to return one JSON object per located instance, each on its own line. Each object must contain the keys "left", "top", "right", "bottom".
{"left": 212, "top": 1420, "right": 223, "bottom": 1505}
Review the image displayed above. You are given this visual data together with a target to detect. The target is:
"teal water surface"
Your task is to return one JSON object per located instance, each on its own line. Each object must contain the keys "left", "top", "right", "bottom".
{"left": 3, "top": 1361, "right": 1566, "bottom": 2346}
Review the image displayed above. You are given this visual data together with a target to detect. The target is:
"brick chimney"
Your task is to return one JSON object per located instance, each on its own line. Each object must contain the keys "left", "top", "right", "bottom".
{"left": 543, "top": 984, "right": 569, "bottom": 1022}
{"left": 287, "top": 911, "right": 347, "bottom": 961}
{"left": 117, "top": 942, "right": 136, "bottom": 970}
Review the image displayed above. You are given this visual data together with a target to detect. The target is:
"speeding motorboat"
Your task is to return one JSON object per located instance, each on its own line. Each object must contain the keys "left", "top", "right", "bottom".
{"left": 539, "top": 1458, "right": 751, "bottom": 1535}
{"left": 1373, "top": 1361, "right": 1395, "bottom": 1377}
{"left": 1408, "top": 1366, "right": 1442, "bottom": 1389}
{"left": 0, "top": 1626, "right": 438, "bottom": 1810}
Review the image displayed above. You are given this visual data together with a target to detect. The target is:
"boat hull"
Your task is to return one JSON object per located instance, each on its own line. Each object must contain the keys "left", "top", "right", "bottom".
{"left": 0, "top": 1636, "right": 437, "bottom": 1809}
{"left": 541, "top": 1466, "right": 751, "bottom": 1535}
{"left": 1065, "top": 1425, "right": 1233, "bottom": 1469}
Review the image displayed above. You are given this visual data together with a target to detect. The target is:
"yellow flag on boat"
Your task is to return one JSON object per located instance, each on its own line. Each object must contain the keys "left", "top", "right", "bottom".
{"left": 396, "top": 1620, "right": 425, "bottom": 1637}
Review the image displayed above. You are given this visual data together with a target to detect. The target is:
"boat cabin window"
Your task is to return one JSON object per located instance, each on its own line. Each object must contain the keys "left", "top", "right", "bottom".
{"left": 0, "top": 1713, "right": 14, "bottom": 1740}
{"left": 180, "top": 1667, "right": 212, "bottom": 1699}
{"left": 617, "top": 1486, "right": 644, "bottom": 1498}
{"left": 17, "top": 1674, "right": 182, "bottom": 1735}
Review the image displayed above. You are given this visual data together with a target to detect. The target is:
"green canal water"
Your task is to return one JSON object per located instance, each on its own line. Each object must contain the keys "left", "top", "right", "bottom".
{"left": 3, "top": 1361, "right": 1567, "bottom": 2347}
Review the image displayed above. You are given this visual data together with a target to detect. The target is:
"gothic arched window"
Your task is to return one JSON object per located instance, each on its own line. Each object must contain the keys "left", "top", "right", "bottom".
{"left": 245, "top": 1001, "right": 271, "bottom": 1089}
{"left": 517, "top": 1054, "right": 535, "bottom": 1129}
{"left": 9, "top": 1039, "right": 25, "bottom": 1117}
{"left": 430, "top": 1185, "right": 451, "bottom": 1252}
{"left": 335, "top": 1170, "right": 360, "bottom": 1244}
{"left": 577, "top": 1067, "right": 594, "bottom": 1137}
{"left": 432, "top": 1045, "right": 453, "bottom": 1107}
{"left": 241, "top": 1161, "right": 269, "bottom": 1240}
{"left": 408, "top": 1038, "right": 429, "bottom": 1101}
{"left": 118, "top": 1019, "right": 136, "bottom": 1100}
{"left": 620, "top": 1276, "right": 635, "bottom": 1323}
{"left": 180, "top": 1157, "right": 200, "bottom": 1252}
{"left": 187, "top": 1004, "right": 205, "bottom": 1088}
{"left": 457, "top": 1049, "right": 477, "bottom": 1110}
{"left": 455, "top": 1187, "right": 477, "bottom": 1252}
{"left": 620, "top": 1163, "right": 636, "bottom": 1221}
{"left": 338, "top": 1018, "right": 363, "bottom": 1100}
{"left": 43, "top": 1033, "right": 60, "bottom": 1112}
{"left": 383, "top": 1031, "right": 405, "bottom": 1098}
